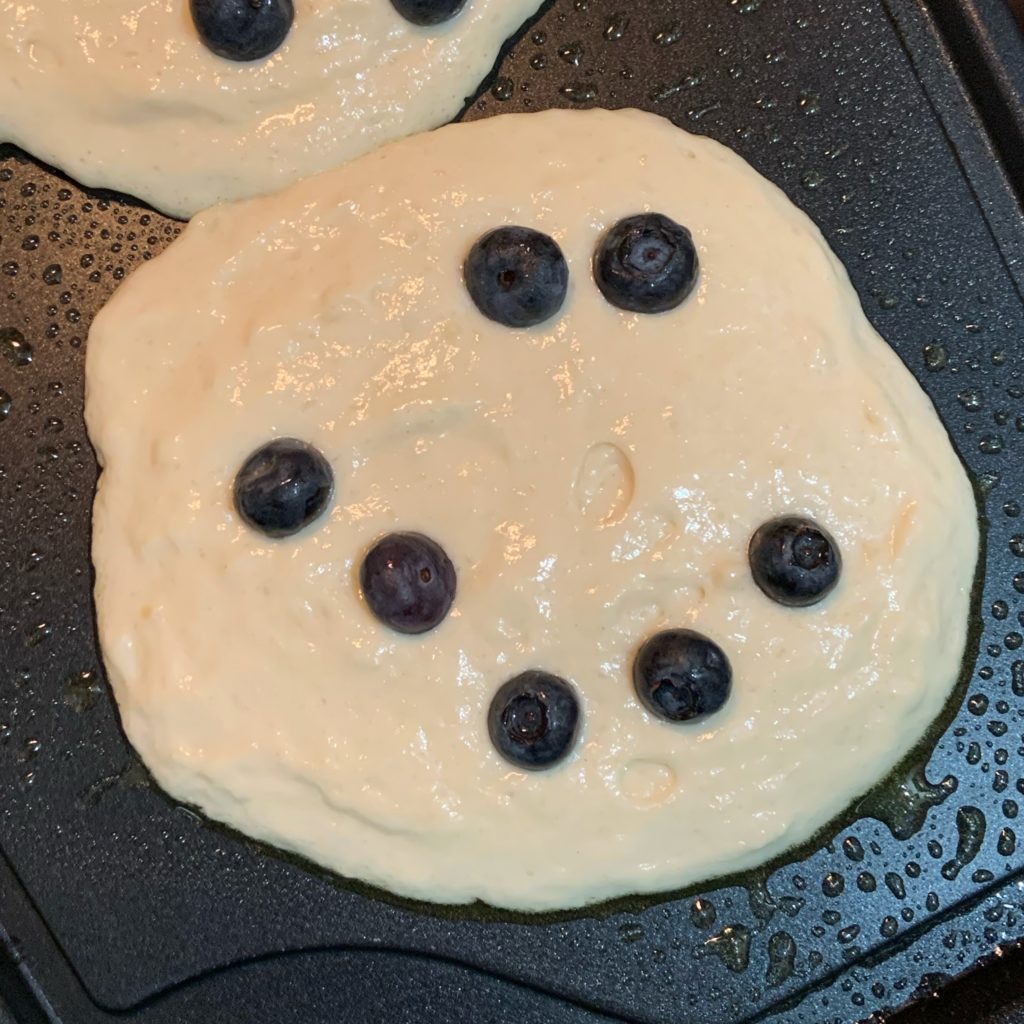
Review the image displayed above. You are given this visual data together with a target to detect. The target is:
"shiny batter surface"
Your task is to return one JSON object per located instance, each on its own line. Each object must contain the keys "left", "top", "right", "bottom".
{"left": 86, "top": 110, "right": 978, "bottom": 910}
{"left": 0, "top": 0, "right": 541, "bottom": 218}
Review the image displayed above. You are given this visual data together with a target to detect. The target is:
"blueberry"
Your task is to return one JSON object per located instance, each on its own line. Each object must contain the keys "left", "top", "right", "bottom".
{"left": 633, "top": 629, "right": 732, "bottom": 723}
{"left": 749, "top": 516, "right": 841, "bottom": 607}
{"left": 190, "top": 0, "right": 293, "bottom": 61}
{"left": 594, "top": 213, "right": 699, "bottom": 314}
{"left": 234, "top": 438, "right": 333, "bottom": 537}
{"left": 390, "top": 0, "right": 467, "bottom": 26}
{"left": 488, "top": 671, "right": 580, "bottom": 770}
{"left": 360, "top": 532, "right": 456, "bottom": 634}
{"left": 464, "top": 227, "right": 569, "bottom": 328}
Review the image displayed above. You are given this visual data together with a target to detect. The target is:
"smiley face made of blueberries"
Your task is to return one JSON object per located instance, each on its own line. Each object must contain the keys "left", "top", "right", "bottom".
{"left": 231, "top": 212, "right": 843, "bottom": 772}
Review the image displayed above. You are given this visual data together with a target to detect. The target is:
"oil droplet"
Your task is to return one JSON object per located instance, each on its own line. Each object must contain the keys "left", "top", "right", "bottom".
{"left": 604, "top": 13, "right": 628, "bottom": 40}
{"left": 968, "top": 693, "right": 990, "bottom": 715}
{"left": 618, "top": 922, "right": 644, "bottom": 943}
{"left": 842, "top": 836, "right": 865, "bottom": 861}
{"left": 923, "top": 342, "right": 949, "bottom": 371}
{"left": 822, "top": 873, "right": 844, "bottom": 897}
{"left": 998, "top": 827, "right": 1016, "bottom": 856}
{"left": 857, "top": 872, "right": 877, "bottom": 893}
{"left": 1012, "top": 660, "right": 1024, "bottom": 695}
{"left": 837, "top": 924, "right": 860, "bottom": 944}
{"left": 801, "top": 170, "right": 825, "bottom": 190}
{"left": 0, "top": 327, "right": 33, "bottom": 367}
{"left": 957, "top": 388, "right": 983, "bottom": 410}
{"left": 0, "top": 390, "right": 11, "bottom": 421}
{"left": 766, "top": 932, "right": 796, "bottom": 987}
{"left": 880, "top": 916, "right": 899, "bottom": 938}
{"left": 491, "top": 77, "right": 513, "bottom": 101}
{"left": 730, "top": 0, "right": 762, "bottom": 11}
{"left": 43, "top": 263, "right": 63, "bottom": 285}
{"left": 698, "top": 925, "right": 750, "bottom": 973}
{"left": 798, "top": 91, "right": 820, "bottom": 114}
{"left": 649, "top": 76, "right": 701, "bottom": 103}
{"left": 884, "top": 872, "right": 906, "bottom": 899}
{"left": 559, "top": 82, "right": 597, "bottom": 103}
{"left": 690, "top": 897, "right": 716, "bottom": 929}
{"left": 79, "top": 758, "right": 151, "bottom": 807}
{"left": 653, "top": 22, "right": 683, "bottom": 46}
{"left": 25, "top": 622, "right": 52, "bottom": 647}
{"left": 740, "top": 880, "right": 779, "bottom": 923}
{"left": 941, "top": 806, "right": 986, "bottom": 880}
{"left": 558, "top": 42, "right": 583, "bottom": 66}
{"left": 977, "top": 472, "right": 1001, "bottom": 495}
{"left": 64, "top": 670, "right": 103, "bottom": 712}
{"left": 979, "top": 435, "right": 1004, "bottom": 454}
{"left": 857, "top": 765, "right": 957, "bottom": 840}
{"left": 778, "top": 895, "right": 805, "bottom": 917}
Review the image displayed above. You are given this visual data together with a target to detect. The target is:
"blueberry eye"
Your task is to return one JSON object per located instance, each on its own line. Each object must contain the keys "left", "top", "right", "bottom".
{"left": 190, "top": 0, "right": 294, "bottom": 61}
{"left": 749, "top": 515, "right": 841, "bottom": 607}
{"left": 594, "top": 213, "right": 699, "bottom": 314}
{"left": 633, "top": 629, "right": 732, "bottom": 723}
{"left": 488, "top": 671, "right": 581, "bottom": 770}
{"left": 464, "top": 226, "right": 569, "bottom": 328}
{"left": 390, "top": 0, "right": 467, "bottom": 25}
{"left": 360, "top": 532, "right": 456, "bottom": 634}
{"left": 234, "top": 438, "right": 333, "bottom": 537}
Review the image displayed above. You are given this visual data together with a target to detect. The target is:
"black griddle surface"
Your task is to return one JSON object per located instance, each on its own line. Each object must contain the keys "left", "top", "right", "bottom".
{"left": 2, "top": 1, "right": 1024, "bottom": 1022}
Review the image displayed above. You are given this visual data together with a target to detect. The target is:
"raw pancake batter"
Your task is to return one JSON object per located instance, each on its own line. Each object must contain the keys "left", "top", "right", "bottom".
{"left": 0, "top": 0, "right": 542, "bottom": 218}
{"left": 86, "top": 109, "right": 978, "bottom": 911}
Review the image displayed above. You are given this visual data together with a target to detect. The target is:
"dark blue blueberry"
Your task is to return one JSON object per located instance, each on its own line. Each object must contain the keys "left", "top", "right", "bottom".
{"left": 360, "top": 532, "right": 456, "bottom": 634}
{"left": 488, "top": 671, "right": 580, "bottom": 770}
{"left": 749, "top": 516, "right": 841, "bottom": 607}
{"left": 594, "top": 213, "right": 699, "bottom": 314}
{"left": 234, "top": 438, "right": 333, "bottom": 537}
{"left": 464, "top": 227, "right": 569, "bottom": 328}
{"left": 633, "top": 629, "right": 732, "bottom": 723}
{"left": 390, "top": 0, "right": 466, "bottom": 26}
{"left": 190, "top": 0, "right": 294, "bottom": 61}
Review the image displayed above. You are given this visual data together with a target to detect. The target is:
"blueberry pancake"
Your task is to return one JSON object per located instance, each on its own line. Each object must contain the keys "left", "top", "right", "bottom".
{"left": 0, "top": 0, "right": 544, "bottom": 218}
{"left": 85, "top": 109, "right": 978, "bottom": 911}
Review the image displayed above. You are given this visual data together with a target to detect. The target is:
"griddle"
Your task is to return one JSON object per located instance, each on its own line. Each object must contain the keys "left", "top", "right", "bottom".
{"left": 2, "top": 1, "right": 1024, "bottom": 1021}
